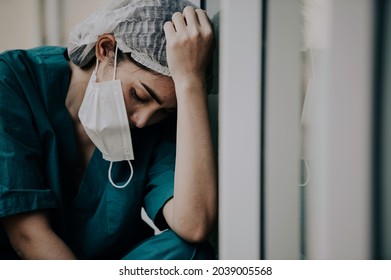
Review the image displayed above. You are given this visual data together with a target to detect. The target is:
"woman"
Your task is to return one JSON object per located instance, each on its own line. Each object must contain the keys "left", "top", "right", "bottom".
{"left": 0, "top": 0, "right": 217, "bottom": 259}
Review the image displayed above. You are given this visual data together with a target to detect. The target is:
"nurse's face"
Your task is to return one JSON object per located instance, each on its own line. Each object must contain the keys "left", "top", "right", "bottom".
{"left": 97, "top": 59, "right": 177, "bottom": 128}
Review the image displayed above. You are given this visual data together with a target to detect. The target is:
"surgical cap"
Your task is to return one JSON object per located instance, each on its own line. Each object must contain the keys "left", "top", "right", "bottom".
{"left": 67, "top": 0, "right": 197, "bottom": 76}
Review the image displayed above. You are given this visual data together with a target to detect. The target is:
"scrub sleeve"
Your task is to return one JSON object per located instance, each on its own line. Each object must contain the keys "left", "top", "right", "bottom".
{"left": 0, "top": 47, "right": 76, "bottom": 258}
{"left": 0, "top": 48, "right": 72, "bottom": 217}
{"left": 0, "top": 53, "right": 58, "bottom": 217}
{"left": 143, "top": 133, "right": 176, "bottom": 225}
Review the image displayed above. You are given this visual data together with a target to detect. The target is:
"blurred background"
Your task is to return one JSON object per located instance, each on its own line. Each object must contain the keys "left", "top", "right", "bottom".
{"left": 0, "top": 0, "right": 112, "bottom": 52}
{"left": 1, "top": 0, "right": 390, "bottom": 260}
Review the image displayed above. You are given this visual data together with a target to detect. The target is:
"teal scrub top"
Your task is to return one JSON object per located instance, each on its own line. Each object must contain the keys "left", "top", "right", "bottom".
{"left": 0, "top": 46, "right": 176, "bottom": 259}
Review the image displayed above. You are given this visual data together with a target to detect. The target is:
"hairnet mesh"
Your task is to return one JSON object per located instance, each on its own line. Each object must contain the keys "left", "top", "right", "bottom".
{"left": 67, "top": 0, "right": 197, "bottom": 75}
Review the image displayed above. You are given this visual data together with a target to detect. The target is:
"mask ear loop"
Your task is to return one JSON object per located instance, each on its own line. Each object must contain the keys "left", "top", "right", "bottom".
{"left": 108, "top": 44, "right": 134, "bottom": 189}
{"left": 95, "top": 56, "right": 100, "bottom": 70}
{"left": 113, "top": 44, "right": 118, "bottom": 80}
{"left": 108, "top": 161, "right": 134, "bottom": 188}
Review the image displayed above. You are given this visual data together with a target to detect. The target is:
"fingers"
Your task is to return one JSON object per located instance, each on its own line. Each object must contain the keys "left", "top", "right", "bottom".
{"left": 183, "top": 6, "right": 200, "bottom": 27}
{"left": 163, "top": 21, "right": 176, "bottom": 37}
{"left": 166, "top": 6, "right": 211, "bottom": 33}
{"left": 163, "top": 6, "right": 214, "bottom": 81}
{"left": 195, "top": 9, "right": 212, "bottom": 31}
{"left": 171, "top": 11, "right": 187, "bottom": 33}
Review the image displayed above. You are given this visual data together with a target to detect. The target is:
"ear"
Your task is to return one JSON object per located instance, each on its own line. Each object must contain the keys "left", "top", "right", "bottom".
{"left": 95, "top": 34, "right": 116, "bottom": 63}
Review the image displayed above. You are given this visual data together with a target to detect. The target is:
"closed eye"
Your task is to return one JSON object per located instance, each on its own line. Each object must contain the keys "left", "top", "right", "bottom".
{"left": 130, "top": 88, "right": 148, "bottom": 104}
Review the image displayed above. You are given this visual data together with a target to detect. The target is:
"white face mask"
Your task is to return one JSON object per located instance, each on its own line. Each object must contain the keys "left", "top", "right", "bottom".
{"left": 78, "top": 46, "right": 134, "bottom": 188}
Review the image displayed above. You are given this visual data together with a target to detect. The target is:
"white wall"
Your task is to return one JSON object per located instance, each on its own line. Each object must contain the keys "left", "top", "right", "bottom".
{"left": 0, "top": 0, "right": 43, "bottom": 51}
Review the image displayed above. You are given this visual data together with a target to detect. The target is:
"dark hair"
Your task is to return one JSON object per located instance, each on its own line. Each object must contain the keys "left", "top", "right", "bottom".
{"left": 75, "top": 43, "right": 216, "bottom": 94}
{"left": 76, "top": 43, "right": 162, "bottom": 78}
{"left": 107, "top": 46, "right": 162, "bottom": 76}
{"left": 116, "top": 47, "right": 216, "bottom": 95}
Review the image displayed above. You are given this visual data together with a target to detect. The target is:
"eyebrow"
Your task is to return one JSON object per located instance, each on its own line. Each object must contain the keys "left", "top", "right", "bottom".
{"left": 140, "top": 82, "right": 163, "bottom": 105}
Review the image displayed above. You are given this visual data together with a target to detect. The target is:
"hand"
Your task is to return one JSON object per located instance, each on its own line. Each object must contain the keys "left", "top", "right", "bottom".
{"left": 163, "top": 6, "right": 214, "bottom": 87}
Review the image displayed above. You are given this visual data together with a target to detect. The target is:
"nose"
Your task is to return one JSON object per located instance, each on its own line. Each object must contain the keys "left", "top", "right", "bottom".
{"left": 131, "top": 109, "right": 154, "bottom": 128}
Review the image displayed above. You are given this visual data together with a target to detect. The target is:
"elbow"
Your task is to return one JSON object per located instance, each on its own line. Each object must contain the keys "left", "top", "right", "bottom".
{"left": 176, "top": 228, "right": 210, "bottom": 244}
{"left": 165, "top": 197, "right": 217, "bottom": 243}
{"left": 173, "top": 216, "right": 216, "bottom": 243}
{"left": 183, "top": 226, "right": 211, "bottom": 244}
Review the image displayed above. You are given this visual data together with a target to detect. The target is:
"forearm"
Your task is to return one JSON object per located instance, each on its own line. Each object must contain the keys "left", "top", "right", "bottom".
{"left": 2, "top": 211, "right": 77, "bottom": 260}
{"left": 165, "top": 80, "right": 217, "bottom": 242}
{"left": 11, "top": 230, "right": 77, "bottom": 260}
{"left": 162, "top": 6, "right": 217, "bottom": 242}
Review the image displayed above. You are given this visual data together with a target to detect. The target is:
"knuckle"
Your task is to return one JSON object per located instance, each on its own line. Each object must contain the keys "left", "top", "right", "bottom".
{"left": 166, "top": 37, "right": 176, "bottom": 47}
{"left": 183, "top": 6, "right": 195, "bottom": 13}
{"left": 179, "top": 35, "right": 191, "bottom": 46}
{"left": 172, "top": 11, "right": 182, "bottom": 20}
{"left": 204, "top": 29, "right": 214, "bottom": 39}
{"left": 189, "top": 30, "right": 202, "bottom": 41}
{"left": 195, "top": 8, "right": 205, "bottom": 14}
{"left": 202, "top": 26, "right": 214, "bottom": 38}
{"left": 163, "top": 21, "right": 171, "bottom": 30}
{"left": 167, "top": 36, "right": 182, "bottom": 48}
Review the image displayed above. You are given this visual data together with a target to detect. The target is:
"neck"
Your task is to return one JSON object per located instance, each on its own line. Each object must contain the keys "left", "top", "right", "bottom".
{"left": 66, "top": 61, "right": 94, "bottom": 121}
{"left": 66, "top": 61, "right": 96, "bottom": 167}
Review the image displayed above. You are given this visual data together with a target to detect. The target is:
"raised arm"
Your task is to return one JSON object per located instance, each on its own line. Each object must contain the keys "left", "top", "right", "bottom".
{"left": 1, "top": 210, "right": 77, "bottom": 259}
{"left": 162, "top": 6, "right": 217, "bottom": 243}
